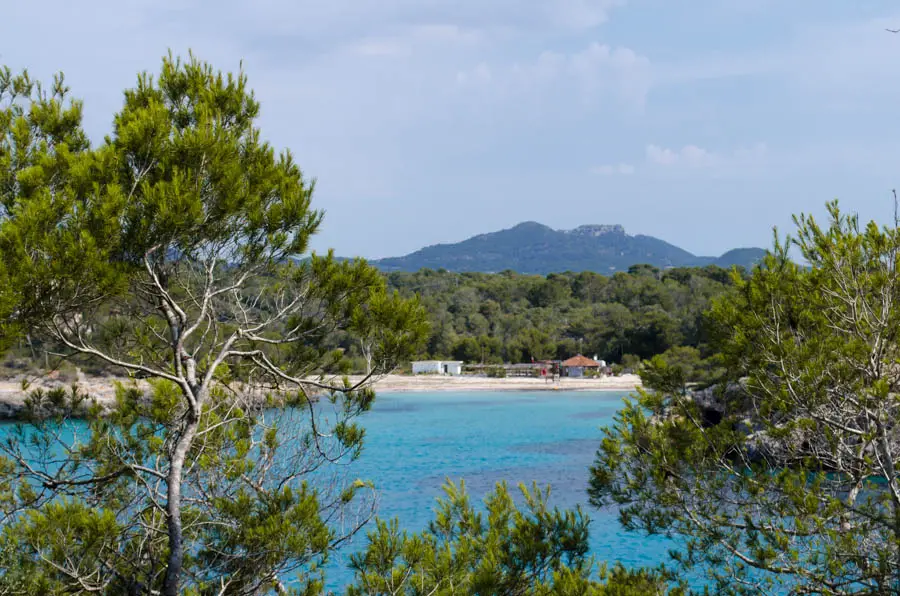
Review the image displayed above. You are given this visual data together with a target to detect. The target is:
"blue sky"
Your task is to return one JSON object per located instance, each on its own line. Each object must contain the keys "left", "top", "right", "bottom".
{"left": 4, "top": 0, "right": 900, "bottom": 259}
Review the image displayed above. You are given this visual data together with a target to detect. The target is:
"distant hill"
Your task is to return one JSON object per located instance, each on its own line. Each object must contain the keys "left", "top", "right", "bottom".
{"left": 368, "top": 222, "right": 767, "bottom": 275}
{"left": 711, "top": 248, "right": 768, "bottom": 269}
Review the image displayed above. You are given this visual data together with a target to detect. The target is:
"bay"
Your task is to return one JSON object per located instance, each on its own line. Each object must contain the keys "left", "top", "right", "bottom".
{"left": 325, "top": 390, "right": 674, "bottom": 590}
{"left": 0, "top": 390, "right": 678, "bottom": 591}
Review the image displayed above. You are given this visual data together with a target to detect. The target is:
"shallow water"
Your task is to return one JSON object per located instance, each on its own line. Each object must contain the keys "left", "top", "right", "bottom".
{"left": 326, "top": 390, "right": 674, "bottom": 589}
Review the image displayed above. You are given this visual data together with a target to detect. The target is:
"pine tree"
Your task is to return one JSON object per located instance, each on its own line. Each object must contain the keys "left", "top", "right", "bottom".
{"left": 591, "top": 202, "right": 900, "bottom": 594}
{"left": 347, "top": 480, "right": 678, "bottom": 596}
{"left": 0, "top": 55, "right": 427, "bottom": 594}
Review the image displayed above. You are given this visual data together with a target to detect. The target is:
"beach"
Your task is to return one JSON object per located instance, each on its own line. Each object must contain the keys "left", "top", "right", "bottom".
{"left": 349, "top": 373, "right": 641, "bottom": 393}
{"left": 0, "top": 373, "right": 641, "bottom": 418}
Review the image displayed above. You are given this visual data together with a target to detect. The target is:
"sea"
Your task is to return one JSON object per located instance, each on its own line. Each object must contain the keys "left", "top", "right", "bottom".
{"left": 0, "top": 390, "right": 680, "bottom": 591}
{"left": 323, "top": 390, "right": 675, "bottom": 590}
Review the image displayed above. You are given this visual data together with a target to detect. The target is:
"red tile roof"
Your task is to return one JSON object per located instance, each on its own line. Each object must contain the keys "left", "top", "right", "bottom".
{"left": 560, "top": 354, "right": 601, "bottom": 367}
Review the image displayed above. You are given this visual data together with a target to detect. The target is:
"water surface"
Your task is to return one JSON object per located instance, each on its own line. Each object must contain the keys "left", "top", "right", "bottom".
{"left": 328, "top": 390, "right": 673, "bottom": 588}
{"left": 1, "top": 390, "right": 677, "bottom": 590}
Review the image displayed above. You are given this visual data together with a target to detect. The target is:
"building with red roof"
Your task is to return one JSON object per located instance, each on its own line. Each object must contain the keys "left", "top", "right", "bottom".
{"left": 560, "top": 354, "right": 602, "bottom": 378}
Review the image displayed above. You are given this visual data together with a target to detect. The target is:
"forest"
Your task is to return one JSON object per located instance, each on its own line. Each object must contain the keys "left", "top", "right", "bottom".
{"left": 0, "top": 262, "right": 741, "bottom": 381}
{"left": 383, "top": 264, "right": 740, "bottom": 368}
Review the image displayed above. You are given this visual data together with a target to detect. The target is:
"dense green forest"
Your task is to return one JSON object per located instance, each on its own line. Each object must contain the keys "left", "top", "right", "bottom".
{"left": 0, "top": 262, "right": 744, "bottom": 379}
{"left": 383, "top": 264, "right": 742, "bottom": 366}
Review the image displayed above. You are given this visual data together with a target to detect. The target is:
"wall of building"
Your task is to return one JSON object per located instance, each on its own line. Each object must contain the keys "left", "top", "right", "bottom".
{"left": 412, "top": 361, "right": 443, "bottom": 374}
{"left": 411, "top": 361, "right": 463, "bottom": 375}
{"left": 566, "top": 366, "right": 585, "bottom": 378}
{"left": 444, "top": 362, "right": 462, "bottom": 375}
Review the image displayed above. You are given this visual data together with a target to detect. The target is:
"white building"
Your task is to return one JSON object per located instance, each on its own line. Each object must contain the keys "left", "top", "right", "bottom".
{"left": 411, "top": 360, "right": 463, "bottom": 376}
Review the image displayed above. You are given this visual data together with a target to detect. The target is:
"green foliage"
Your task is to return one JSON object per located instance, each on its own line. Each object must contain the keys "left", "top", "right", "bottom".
{"left": 386, "top": 267, "right": 740, "bottom": 365}
{"left": 347, "top": 480, "right": 678, "bottom": 595}
{"left": 485, "top": 365, "right": 507, "bottom": 378}
{"left": 0, "top": 500, "right": 122, "bottom": 594}
{"left": 0, "top": 66, "right": 97, "bottom": 348}
{"left": 590, "top": 202, "right": 900, "bottom": 594}
{"left": 0, "top": 378, "right": 373, "bottom": 593}
{"left": 639, "top": 346, "right": 724, "bottom": 396}
{"left": 0, "top": 55, "right": 426, "bottom": 594}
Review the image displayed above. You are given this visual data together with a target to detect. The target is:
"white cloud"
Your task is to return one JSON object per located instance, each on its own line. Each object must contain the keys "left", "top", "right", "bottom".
{"left": 592, "top": 163, "right": 635, "bottom": 175}
{"left": 349, "top": 24, "right": 484, "bottom": 58}
{"left": 168, "top": 0, "right": 626, "bottom": 50}
{"left": 569, "top": 43, "right": 651, "bottom": 105}
{"left": 646, "top": 144, "right": 719, "bottom": 167}
{"left": 525, "top": 43, "right": 650, "bottom": 91}
{"left": 456, "top": 41, "right": 652, "bottom": 109}
{"left": 645, "top": 143, "right": 767, "bottom": 172}
{"left": 591, "top": 143, "right": 767, "bottom": 178}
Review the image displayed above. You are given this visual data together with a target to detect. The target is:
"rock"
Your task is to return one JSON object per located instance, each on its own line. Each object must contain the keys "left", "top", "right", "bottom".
{"left": 0, "top": 400, "right": 23, "bottom": 420}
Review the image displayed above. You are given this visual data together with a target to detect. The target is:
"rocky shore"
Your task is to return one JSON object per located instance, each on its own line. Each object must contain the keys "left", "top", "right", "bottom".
{"left": 666, "top": 381, "right": 797, "bottom": 464}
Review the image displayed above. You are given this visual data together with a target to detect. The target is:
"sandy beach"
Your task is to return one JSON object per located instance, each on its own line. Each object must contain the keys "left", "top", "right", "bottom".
{"left": 348, "top": 373, "right": 641, "bottom": 393}
{"left": 0, "top": 373, "right": 641, "bottom": 418}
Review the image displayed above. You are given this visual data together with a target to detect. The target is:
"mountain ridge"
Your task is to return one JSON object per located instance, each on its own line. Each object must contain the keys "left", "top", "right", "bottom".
{"left": 368, "top": 222, "right": 767, "bottom": 275}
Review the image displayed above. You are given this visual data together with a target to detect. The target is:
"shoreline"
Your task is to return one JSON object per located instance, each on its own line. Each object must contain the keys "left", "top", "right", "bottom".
{"left": 350, "top": 374, "right": 641, "bottom": 393}
{"left": 0, "top": 373, "right": 641, "bottom": 419}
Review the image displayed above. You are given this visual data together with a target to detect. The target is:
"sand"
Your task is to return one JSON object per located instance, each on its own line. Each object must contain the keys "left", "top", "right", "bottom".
{"left": 347, "top": 373, "right": 642, "bottom": 393}
{"left": 0, "top": 373, "right": 641, "bottom": 418}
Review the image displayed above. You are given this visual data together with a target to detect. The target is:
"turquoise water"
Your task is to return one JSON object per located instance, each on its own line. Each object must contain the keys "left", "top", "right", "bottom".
{"left": 327, "top": 390, "right": 675, "bottom": 589}
{"left": 1, "top": 390, "right": 678, "bottom": 590}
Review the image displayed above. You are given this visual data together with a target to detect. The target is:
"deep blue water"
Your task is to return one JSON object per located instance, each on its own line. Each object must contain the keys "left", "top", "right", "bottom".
{"left": 326, "top": 390, "right": 674, "bottom": 589}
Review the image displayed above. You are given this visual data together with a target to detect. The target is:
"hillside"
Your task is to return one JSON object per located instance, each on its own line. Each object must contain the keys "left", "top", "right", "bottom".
{"left": 371, "top": 222, "right": 766, "bottom": 274}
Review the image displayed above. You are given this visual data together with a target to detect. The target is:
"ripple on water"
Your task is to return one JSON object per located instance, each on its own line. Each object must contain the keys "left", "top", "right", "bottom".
{"left": 510, "top": 437, "right": 600, "bottom": 456}
{"left": 0, "top": 390, "right": 681, "bottom": 590}
{"left": 323, "top": 391, "right": 679, "bottom": 589}
{"left": 569, "top": 408, "right": 619, "bottom": 420}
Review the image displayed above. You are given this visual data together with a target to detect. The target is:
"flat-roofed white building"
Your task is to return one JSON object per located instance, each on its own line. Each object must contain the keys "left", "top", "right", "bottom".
{"left": 411, "top": 360, "right": 463, "bottom": 375}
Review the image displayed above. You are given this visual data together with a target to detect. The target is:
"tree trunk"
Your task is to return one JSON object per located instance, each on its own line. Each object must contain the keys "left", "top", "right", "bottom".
{"left": 895, "top": 502, "right": 900, "bottom": 592}
{"left": 361, "top": 340, "right": 373, "bottom": 375}
{"left": 162, "top": 414, "right": 199, "bottom": 596}
{"left": 25, "top": 334, "right": 36, "bottom": 361}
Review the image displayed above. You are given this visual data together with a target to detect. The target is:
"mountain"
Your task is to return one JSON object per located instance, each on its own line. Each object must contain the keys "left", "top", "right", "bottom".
{"left": 711, "top": 248, "right": 768, "bottom": 269}
{"left": 369, "top": 222, "right": 767, "bottom": 275}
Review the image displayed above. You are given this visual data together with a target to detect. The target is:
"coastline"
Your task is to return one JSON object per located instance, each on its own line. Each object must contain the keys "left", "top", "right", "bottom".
{"left": 349, "top": 373, "right": 641, "bottom": 393}
{"left": 0, "top": 373, "right": 641, "bottom": 419}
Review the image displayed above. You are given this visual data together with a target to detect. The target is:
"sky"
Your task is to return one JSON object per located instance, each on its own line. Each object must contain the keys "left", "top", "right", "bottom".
{"left": 4, "top": 1, "right": 900, "bottom": 259}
